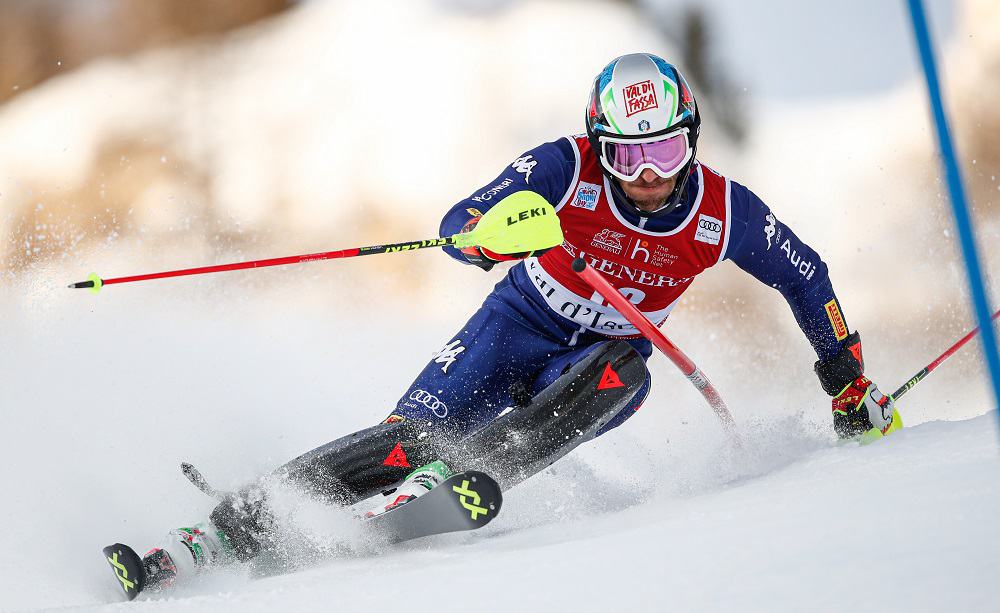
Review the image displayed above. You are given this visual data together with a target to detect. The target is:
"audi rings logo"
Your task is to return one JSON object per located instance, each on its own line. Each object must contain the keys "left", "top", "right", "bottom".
{"left": 409, "top": 389, "right": 448, "bottom": 418}
{"left": 694, "top": 213, "right": 723, "bottom": 246}
{"left": 698, "top": 219, "right": 722, "bottom": 232}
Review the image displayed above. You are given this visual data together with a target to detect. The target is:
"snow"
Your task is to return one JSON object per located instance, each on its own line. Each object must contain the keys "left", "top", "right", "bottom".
{"left": 1, "top": 274, "right": 998, "bottom": 612}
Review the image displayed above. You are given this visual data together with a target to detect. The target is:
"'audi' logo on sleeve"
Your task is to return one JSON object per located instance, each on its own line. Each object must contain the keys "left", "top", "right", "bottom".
{"left": 409, "top": 389, "right": 449, "bottom": 418}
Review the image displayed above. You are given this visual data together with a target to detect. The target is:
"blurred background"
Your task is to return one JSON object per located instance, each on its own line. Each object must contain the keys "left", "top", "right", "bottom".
{"left": 3, "top": 0, "right": 996, "bottom": 414}
{"left": 2, "top": 0, "right": 999, "bottom": 608}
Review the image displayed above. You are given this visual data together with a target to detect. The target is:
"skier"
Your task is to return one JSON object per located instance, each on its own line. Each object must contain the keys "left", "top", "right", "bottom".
{"left": 109, "top": 52, "right": 902, "bottom": 596}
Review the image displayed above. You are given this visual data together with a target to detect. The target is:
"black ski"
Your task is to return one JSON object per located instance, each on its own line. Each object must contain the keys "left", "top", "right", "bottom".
{"left": 366, "top": 470, "right": 502, "bottom": 543}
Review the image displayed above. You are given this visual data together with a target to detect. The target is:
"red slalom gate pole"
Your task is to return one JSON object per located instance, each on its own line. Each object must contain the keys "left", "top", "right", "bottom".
{"left": 891, "top": 306, "right": 1000, "bottom": 401}
{"left": 571, "top": 258, "right": 740, "bottom": 442}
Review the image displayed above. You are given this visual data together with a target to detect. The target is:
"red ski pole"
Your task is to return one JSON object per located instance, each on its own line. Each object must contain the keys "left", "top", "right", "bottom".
{"left": 891, "top": 307, "right": 1000, "bottom": 401}
{"left": 67, "top": 191, "right": 564, "bottom": 293}
{"left": 67, "top": 237, "right": 454, "bottom": 292}
{"left": 571, "top": 258, "right": 739, "bottom": 442}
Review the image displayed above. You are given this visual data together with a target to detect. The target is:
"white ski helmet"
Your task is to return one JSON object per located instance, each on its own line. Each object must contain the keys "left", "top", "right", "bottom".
{"left": 585, "top": 53, "right": 701, "bottom": 217}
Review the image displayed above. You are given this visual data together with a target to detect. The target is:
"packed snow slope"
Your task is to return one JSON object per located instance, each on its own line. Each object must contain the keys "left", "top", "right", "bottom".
{"left": 2, "top": 271, "right": 999, "bottom": 613}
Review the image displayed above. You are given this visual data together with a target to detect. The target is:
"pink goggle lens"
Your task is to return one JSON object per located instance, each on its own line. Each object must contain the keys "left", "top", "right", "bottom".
{"left": 604, "top": 132, "right": 690, "bottom": 179}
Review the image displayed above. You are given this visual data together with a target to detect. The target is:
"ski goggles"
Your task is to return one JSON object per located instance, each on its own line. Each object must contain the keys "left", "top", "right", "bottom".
{"left": 598, "top": 128, "right": 693, "bottom": 182}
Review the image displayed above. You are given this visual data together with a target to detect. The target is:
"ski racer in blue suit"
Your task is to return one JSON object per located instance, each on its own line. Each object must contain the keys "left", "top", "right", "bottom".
{"left": 392, "top": 54, "right": 901, "bottom": 445}
{"left": 119, "top": 53, "right": 903, "bottom": 597}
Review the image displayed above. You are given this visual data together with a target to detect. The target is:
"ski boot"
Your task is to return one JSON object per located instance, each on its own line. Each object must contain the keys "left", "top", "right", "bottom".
{"left": 364, "top": 460, "right": 453, "bottom": 518}
{"left": 141, "top": 522, "right": 234, "bottom": 591}
{"left": 103, "top": 521, "right": 233, "bottom": 600}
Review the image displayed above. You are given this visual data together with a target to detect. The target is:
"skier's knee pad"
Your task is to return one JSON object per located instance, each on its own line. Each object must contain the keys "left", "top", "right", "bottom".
{"left": 529, "top": 338, "right": 649, "bottom": 422}
{"left": 453, "top": 339, "right": 648, "bottom": 487}
{"left": 276, "top": 419, "right": 443, "bottom": 503}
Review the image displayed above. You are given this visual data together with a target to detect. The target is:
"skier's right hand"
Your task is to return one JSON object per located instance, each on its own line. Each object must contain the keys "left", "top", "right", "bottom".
{"left": 458, "top": 215, "right": 553, "bottom": 271}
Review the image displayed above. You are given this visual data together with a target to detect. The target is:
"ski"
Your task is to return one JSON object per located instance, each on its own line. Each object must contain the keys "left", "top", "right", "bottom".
{"left": 365, "top": 470, "right": 502, "bottom": 543}
{"left": 102, "top": 543, "right": 147, "bottom": 601}
{"left": 102, "top": 470, "right": 502, "bottom": 601}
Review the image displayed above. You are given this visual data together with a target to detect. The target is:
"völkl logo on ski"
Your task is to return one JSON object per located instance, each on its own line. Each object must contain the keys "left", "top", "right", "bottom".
{"left": 102, "top": 543, "right": 146, "bottom": 600}
{"left": 452, "top": 480, "right": 489, "bottom": 520}
{"left": 107, "top": 551, "right": 134, "bottom": 592}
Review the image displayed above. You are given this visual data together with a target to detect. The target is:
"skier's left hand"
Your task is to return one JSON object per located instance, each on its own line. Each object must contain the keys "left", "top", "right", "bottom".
{"left": 815, "top": 331, "right": 903, "bottom": 441}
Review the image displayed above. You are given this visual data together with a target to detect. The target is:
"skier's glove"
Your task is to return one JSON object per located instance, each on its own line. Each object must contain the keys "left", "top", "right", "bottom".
{"left": 457, "top": 215, "right": 553, "bottom": 271}
{"left": 814, "top": 331, "right": 902, "bottom": 441}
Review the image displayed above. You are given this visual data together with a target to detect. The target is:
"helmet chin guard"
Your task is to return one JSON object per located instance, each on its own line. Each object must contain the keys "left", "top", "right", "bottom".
{"left": 585, "top": 53, "right": 702, "bottom": 218}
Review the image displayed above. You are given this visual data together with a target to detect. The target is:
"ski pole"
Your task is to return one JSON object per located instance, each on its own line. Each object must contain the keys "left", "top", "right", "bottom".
{"left": 68, "top": 238, "right": 456, "bottom": 292}
{"left": 891, "top": 306, "right": 1000, "bottom": 401}
{"left": 68, "top": 191, "right": 563, "bottom": 293}
{"left": 571, "top": 257, "right": 740, "bottom": 443}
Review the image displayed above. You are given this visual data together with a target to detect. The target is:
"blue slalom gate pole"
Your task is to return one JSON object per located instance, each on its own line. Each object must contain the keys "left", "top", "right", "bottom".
{"left": 906, "top": 0, "right": 1000, "bottom": 423}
